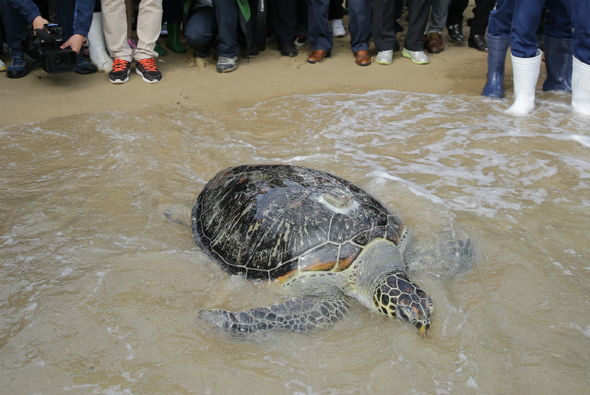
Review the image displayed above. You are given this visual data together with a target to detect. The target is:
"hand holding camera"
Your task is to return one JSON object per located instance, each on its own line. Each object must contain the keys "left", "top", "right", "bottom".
{"left": 21, "top": 23, "right": 78, "bottom": 74}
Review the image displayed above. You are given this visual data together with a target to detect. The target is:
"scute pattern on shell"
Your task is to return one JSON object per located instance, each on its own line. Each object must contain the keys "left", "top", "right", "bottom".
{"left": 192, "top": 165, "right": 405, "bottom": 280}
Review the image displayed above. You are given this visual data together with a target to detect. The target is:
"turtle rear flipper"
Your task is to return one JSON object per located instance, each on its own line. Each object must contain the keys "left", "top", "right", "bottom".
{"left": 199, "top": 294, "right": 349, "bottom": 334}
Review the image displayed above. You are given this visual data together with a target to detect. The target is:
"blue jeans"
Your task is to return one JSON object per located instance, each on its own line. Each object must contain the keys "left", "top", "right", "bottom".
{"left": 0, "top": 0, "right": 29, "bottom": 58}
{"left": 184, "top": 0, "right": 240, "bottom": 58}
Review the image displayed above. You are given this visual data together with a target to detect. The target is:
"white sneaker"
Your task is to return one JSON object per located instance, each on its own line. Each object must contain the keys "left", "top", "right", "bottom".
{"left": 0, "top": 58, "right": 6, "bottom": 72}
{"left": 505, "top": 49, "right": 542, "bottom": 116}
{"left": 330, "top": 19, "right": 346, "bottom": 38}
{"left": 402, "top": 48, "right": 429, "bottom": 65}
{"left": 375, "top": 50, "right": 393, "bottom": 65}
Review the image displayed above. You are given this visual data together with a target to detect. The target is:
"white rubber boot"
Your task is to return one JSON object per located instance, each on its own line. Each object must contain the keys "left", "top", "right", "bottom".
{"left": 572, "top": 56, "right": 590, "bottom": 117}
{"left": 87, "top": 12, "right": 113, "bottom": 72}
{"left": 505, "top": 49, "right": 542, "bottom": 116}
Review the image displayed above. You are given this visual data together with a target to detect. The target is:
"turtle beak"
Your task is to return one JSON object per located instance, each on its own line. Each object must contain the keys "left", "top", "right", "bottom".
{"left": 416, "top": 321, "right": 429, "bottom": 337}
{"left": 419, "top": 324, "right": 427, "bottom": 337}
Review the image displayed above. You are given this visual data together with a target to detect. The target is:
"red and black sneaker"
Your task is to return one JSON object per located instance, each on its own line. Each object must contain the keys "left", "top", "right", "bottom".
{"left": 109, "top": 58, "right": 131, "bottom": 84}
{"left": 135, "top": 58, "right": 162, "bottom": 83}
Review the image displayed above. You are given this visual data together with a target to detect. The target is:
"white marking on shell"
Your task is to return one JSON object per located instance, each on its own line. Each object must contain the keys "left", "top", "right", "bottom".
{"left": 317, "top": 189, "right": 359, "bottom": 214}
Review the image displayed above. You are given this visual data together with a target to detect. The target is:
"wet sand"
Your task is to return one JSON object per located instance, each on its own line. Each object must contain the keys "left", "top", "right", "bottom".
{"left": 0, "top": 19, "right": 512, "bottom": 128}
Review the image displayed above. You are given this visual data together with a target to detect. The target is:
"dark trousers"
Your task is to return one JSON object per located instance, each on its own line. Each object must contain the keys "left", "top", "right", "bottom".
{"left": 307, "top": 0, "right": 372, "bottom": 53}
{"left": 163, "top": 0, "right": 185, "bottom": 23}
{"left": 328, "top": 0, "right": 343, "bottom": 19}
{"left": 406, "top": 0, "right": 431, "bottom": 51}
{"left": 447, "top": 0, "right": 495, "bottom": 36}
{"left": 272, "top": 0, "right": 303, "bottom": 46}
{"left": 372, "top": 0, "right": 397, "bottom": 51}
{"left": 184, "top": 0, "right": 239, "bottom": 57}
{"left": 372, "top": 0, "right": 429, "bottom": 52}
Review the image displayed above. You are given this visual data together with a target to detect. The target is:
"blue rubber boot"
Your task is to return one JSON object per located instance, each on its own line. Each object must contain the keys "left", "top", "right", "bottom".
{"left": 542, "top": 35, "right": 573, "bottom": 92}
{"left": 482, "top": 34, "right": 511, "bottom": 98}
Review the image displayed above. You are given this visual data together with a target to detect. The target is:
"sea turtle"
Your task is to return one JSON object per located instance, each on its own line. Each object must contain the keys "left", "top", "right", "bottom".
{"left": 192, "top": 164, "right": 433, "bottom": 336}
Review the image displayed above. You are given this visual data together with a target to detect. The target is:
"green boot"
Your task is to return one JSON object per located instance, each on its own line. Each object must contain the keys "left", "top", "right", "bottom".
{"left": 166, "top": 23, "right": 187, "bottom": 53}
{"left": 154, "top": 41, "right": 167, "bottom": 56}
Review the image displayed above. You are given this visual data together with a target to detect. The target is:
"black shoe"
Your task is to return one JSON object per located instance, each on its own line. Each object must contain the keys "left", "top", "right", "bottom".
{"left": 75, "top": 53, "right": 98, "bottom": 74}
{"left": 468, "top": 34, "right": 488, "bottom": 52}
{"left": 447, "top": 24, "right": 464, "bottom": 43}
{"left": 280, "top": 43, "right": 299, "bottom": 57}
{"left": 244, "top": 44, "right": 265, "bottom": 59}
{"left": 6, "top": 56, "right": 30, "bottom": 78}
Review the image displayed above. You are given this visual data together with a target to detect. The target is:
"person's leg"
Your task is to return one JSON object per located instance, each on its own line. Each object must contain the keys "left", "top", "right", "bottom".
{"left": 505, "top": 0, "right": 545, "bottom": 115}
{"left": 55, "top": 0, "right": 75, "bottom": 40}
{"left": 272, "top": 0, "right": 299, "bottom": 51}
{"left": 446, "top": 0, "right": 469, "bottom": 42}
{"left": 429, "top": 0, "right": 448, "bottom": 33}
{"left": 425, "top": 0, "right": 447, "bottom": 54}
{"left": 307, "top": 0, "right": 332, "bottom": 52}
{"left": 470, "top": 0, "right": 495, "bottom": 35}
{"left": 567, "top": 0, "right": 590, "bottom": 115}
{"left": 372, "top": 0, "right": 397, "bottom": 52}
{"left": 164, "top": 0, "right": 187, "bottom": 53}
{"left": 510, "top": 0, "right": 545, "bottom": 58}
{"left": 468, "top": 0, "right": 495, "bottom": 51}
{"left": 328, "top": 0, "right": 345, "bottom": 37}
{"left": 215, "top": 0, "right": 240, "bottom": 72}
{"left": 215, "top": 0, "right": 240, "bottom": 58}
{"left": 87, "top": 11, "right": 113, "bottom": 72}
{"left": 482, "top": 0, "right": 512, "bottom": 97}
{"left": 328, "top": 0, "right": 344, "bottom": 19}
{"left": 184, "top": 7, "right": 216, "bottom": 55}
{"left": 134, "top": 0, "right": 163, "bottom": 61}
{"left": 542, "top": 0, "right": 573, "bottom": 91}
{"left": 0, "top": 0, "right": 28, "bottom": 60}
{"left": 102, "top": 0, "right": 134, "bottom": 62}
{"left": 403, "top": 0, "right": 430, "bottom": 64}
{"left": 347, "top": 0, "right": 372, "bottom": 53}
{"left": 0, "top": 0, "right": 33, "bottom": 77}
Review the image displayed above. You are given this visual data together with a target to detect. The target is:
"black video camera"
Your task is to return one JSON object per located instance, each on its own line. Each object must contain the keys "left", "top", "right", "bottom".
{"left": 21, "top": 24, "right": 77, "bottom": 74}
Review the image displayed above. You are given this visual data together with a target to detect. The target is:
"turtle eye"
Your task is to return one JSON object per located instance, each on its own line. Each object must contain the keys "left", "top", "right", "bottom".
{"left": 397, "top": 306, "right": 416, "bottom": 323}
{"left": 398, "top": 310, "right": 409, "bottom": 322}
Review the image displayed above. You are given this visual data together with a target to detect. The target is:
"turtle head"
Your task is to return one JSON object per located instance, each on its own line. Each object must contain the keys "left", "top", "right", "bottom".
{"left": 373, "top": 271, "right": 433, "bottom": 336}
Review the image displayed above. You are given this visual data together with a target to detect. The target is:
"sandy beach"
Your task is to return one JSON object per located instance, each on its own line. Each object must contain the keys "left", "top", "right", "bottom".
{"left": 0, "top": 10, "right": 512, "bottom": 129}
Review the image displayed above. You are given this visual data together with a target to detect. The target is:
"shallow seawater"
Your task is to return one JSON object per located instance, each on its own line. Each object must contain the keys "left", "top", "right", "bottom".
{"left": 1, "top": 90, "right": 589, "bottom": 394}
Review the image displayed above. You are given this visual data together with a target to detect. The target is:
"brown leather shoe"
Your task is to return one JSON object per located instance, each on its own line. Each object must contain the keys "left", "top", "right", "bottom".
{"left": 307, "top": 49, "right": 331, "bottom": 64}
{"left": 425, "top": 32, "right": 444, "bottom": 54}
{"left": 355, "top": 50, "right": 371, "bottom": 66}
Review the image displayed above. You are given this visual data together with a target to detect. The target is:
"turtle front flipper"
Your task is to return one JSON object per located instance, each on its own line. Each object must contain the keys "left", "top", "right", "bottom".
{"left": 199, "top": 294, "right": 349, "bottom": 334}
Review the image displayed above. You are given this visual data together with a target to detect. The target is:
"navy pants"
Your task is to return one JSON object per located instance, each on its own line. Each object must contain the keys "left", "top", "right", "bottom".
{"left": 184, "top": 0, "right": 240, "bottom": 58}
{"left": 488, "top": 0, "right": 588, "bottom": 63}
{"left": 307, "top": 0, "right": 372, "bottom": 53}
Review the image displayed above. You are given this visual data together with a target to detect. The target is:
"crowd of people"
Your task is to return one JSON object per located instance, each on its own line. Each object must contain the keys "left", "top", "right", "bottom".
{"left": 0, "top": 0, "right": 588, "bottom": 116}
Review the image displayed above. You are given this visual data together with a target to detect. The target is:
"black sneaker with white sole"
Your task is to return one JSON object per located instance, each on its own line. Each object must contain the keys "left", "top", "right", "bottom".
{"left": 135, "top": 58, "right": 162, "bottom": 83}
{"left": 109, "top": 59, "right": 131, "bottom": 84}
